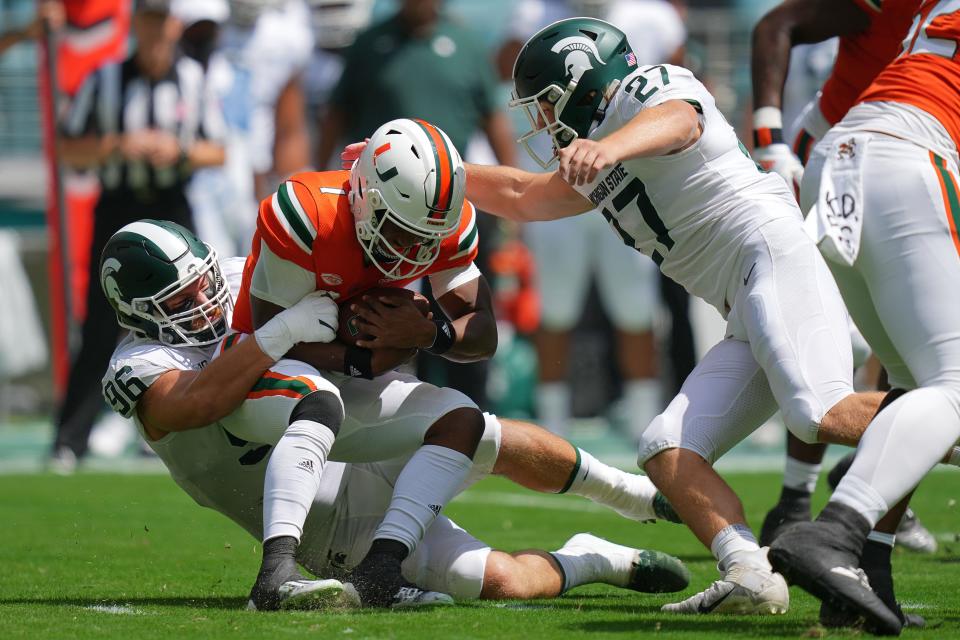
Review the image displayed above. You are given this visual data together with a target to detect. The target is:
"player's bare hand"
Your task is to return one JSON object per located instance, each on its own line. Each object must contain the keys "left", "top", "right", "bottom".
{"left": 147, "top": 131, "right": 182, "bottom": 168}
{"left": 340, "top": 139, "right": 369, "bottom": 169}
{"left": 352, "top": 295, "right": 434, "bottom": 349}
{"left": 558, "top": 138, "right": 616, "bottom": 187}
{"left": 119, "top": 131, "right": 154, "bottom": 160}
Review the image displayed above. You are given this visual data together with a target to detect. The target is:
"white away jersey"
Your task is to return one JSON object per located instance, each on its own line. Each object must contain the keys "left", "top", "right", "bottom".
{"left": 101, "top": 255, "right": 347, "bottom": 544}
{"left": 577, "top": 64, "right": 800, "bottom": 313}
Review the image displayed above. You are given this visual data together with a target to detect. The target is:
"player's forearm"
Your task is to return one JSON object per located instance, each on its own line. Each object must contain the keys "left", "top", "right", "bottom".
{"left": 465, "top": 163, "right": 532, "bottom": 220}
{"left": 604, "top": 101, "right": 700, "bottom": 161}
{"left": 466, "top": 163, "right": 587, "bottom": 221}
{"left": 750, "top": 7, "right": 796, "bottom": 110}
{"left": 140, "top": 337, "right": 275, "bottom": 432}
{"left": 441, "top": 310, "right": 498, "bottom": 363}
{"left": 58, "top": 135, "right": 116, "bottom": 169}
{"left": 186, "top": 140, "right": 225, "bottom": 168}
{"left": 751, "top": 0, "right": 870, "bottom": 110}
{"left": 175, "top": 338, "right": 274, "bottom": 424}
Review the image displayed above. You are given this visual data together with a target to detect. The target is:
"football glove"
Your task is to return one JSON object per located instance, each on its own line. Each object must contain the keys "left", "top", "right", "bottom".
{"left": 255, "top": 291, "right": 340, "bottom": 361}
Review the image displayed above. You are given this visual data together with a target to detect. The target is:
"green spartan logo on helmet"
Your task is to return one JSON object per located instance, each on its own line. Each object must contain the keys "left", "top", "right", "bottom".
{"left": 511, "top": 17, "right": 634, "bottom": 161}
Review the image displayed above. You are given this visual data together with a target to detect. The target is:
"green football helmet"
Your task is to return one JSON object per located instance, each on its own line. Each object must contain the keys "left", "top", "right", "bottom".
{"left": 100, "top": 219, "right": 233, "bottom": 346}
{"left": 510, "top": 17, "right": 635, "bottom": 168}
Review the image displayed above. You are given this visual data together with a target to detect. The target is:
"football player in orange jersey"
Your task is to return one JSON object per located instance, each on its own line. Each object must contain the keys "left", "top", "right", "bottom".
{"left": 231, "top": 118, "right": 504, "bottom": 609}
{"left": 751, "top": 0, "right": 938, "bottom": 571}
{"left": 768, "top": 1, "right": 960, "bottom": 633}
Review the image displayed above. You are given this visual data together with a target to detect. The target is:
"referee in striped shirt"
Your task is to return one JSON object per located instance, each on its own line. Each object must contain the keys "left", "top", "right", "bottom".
{"left": 52, "top": 0, "right": 226, "bottom": 470}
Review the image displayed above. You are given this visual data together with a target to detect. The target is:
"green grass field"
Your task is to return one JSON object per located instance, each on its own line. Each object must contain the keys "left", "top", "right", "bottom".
{"left": 1, "top": 470, "right": 957, "bottom": 639}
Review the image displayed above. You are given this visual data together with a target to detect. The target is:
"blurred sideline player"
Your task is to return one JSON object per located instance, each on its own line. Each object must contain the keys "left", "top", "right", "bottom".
{"left": 750, "top": 0, "right": 936, "bottom": 557}
{"left": 358, "top": 15, "right": 936, "bottom": 616}
{"left": 173, "top": 0, "right": 257, "bottom": 259}
{"left": 769, "top": 1, "right": 960, "bottom": 632}
{"left": 222, "top": 0, "right": 314, "bottom": 200}
{"left": 98, "top": 221, "right": 688, "bottom": 609}
{"left": 498, "top": 0, "right": 686, "bottom": 439}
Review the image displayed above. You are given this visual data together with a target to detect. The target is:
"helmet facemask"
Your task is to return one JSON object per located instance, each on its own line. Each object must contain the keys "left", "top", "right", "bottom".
{"left": 126, "top": 248, "right": 233, "bottom": 346}
{"left": 348, "top": 118, "right": 466, "bottom": 281}
{"left": 509, "top": 82, "right": 581, "bottom": 169}
{"left": 510, "top": 17, "right": 633, "bottom": 169}
{"left": 352, "top": 180, "right": 454, "bottom": 281}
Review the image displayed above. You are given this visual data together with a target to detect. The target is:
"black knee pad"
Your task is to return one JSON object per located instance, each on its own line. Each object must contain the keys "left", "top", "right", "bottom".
{"left": 289, "top": 391, "right": 344, "bottom": 434}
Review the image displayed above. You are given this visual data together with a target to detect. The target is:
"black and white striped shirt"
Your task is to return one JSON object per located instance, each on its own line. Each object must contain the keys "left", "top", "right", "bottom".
{"left": 61, "top": 54, "right": 226, "bottom": 204}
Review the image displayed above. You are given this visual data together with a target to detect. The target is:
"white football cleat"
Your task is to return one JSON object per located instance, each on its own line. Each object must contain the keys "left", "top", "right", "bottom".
{"left": 661, "top": 564, "right": 789, "bottom": 615}
{"left": 246, "top": 578, "right": 356, "bottom": 611}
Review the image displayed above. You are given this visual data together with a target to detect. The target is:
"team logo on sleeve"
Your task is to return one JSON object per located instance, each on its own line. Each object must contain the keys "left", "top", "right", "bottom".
{"left": 551, "top": 36, "right": 606, "bottom": 82}
{"left": 321, "top": 273, "right": 343, "bottom": 285}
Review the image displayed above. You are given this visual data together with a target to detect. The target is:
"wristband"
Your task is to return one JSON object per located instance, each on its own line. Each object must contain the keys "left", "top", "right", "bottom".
{"left": 425, "top": 318, "right": 456, "bottom": 355}
{"left": 343, "top": 345, "right": 374, "bottom": 379}
{"left": 752, "top": 106, "right": 784, "bottom": 148}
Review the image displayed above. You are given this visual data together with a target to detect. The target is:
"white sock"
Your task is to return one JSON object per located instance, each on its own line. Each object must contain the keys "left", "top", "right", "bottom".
{"left": 263, "top": 420, "right": 336, "bottom": 542}
{"left": 374, "top": 444, "right": 472, "bottom": 553}
{"left": 536, "top": 382, "right": 570, "bottom": 436}
{"left": 624, "top": 379, "right": 661, "bottom": 440}
{"left": 551, "top": 534, "right": 634, "bottom": 592}
{"left": 867, "top": 530, "right": 896, "bottom": 548}
{"left": 833, "top": 387, "right": 960, "bottom": 527}
{"left": 563, "top": 448, "right": 658, "bottom": 521}
{"left": 711, "top": 524, "right": 767, "bottom": 573}
{"left": 782, "top": 457, "right": 821, "bottom": 493}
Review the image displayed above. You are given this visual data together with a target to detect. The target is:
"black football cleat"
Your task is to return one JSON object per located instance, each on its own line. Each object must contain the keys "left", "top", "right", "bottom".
{"left": 768, "top": 503, "right": 902, "bottom": 636}
{"left": 759, "top": 487, "right": 812, "bottom": 547}
{"left": 349, "top": 550, "right": 453, "bottom": 609}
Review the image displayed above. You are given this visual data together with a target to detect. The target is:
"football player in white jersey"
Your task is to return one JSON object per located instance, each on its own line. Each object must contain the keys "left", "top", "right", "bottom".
{"left": 341, "top": 16, "right": 908, "bottom": 615}
{"left": 99, "top": 219, "right": 689, "bottom": 609}
{"left": 497, "top": 0, "right": 686, "bottom": 442}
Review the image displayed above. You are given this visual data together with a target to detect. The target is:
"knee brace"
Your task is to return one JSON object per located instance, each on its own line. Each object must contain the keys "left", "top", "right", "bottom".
{"left": 289, "top": 390, "right": 344, "bottom": 434}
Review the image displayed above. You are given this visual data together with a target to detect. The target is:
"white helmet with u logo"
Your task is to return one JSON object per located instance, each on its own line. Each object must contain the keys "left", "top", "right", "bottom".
{"left": 348, "top": 118, "right": 466, "bottom": 281}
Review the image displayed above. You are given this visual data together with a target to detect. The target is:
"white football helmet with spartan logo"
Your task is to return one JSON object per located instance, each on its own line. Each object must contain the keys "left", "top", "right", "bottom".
{"left": 349, "top": 118, "right": 466, "bottom": 281}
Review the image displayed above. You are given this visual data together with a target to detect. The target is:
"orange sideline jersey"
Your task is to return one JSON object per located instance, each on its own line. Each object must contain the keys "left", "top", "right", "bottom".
{"left": 232, "top": 170, "right": 480, "bottom": 334}
{"left": 818, "top": 0, "right": 920, "bottom": 126}
{"left": 858, "top": 0, "right": 960, "bottom": 149}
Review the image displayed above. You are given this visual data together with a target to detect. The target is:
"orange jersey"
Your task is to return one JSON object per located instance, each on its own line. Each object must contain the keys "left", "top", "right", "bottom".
{"left": 859, "top": 0, "right": 960, "bottom": 148}
{"left": 232, "top": 170, "right": 480, "bottom": 334}
{"left": 818, "top": 0, "right": 921, "bottom": 125}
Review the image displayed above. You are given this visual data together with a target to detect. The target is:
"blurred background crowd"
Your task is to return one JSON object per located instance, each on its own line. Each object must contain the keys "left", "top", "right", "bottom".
{"left": 0, "top": 0, "right": 837, "bottom": 472}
